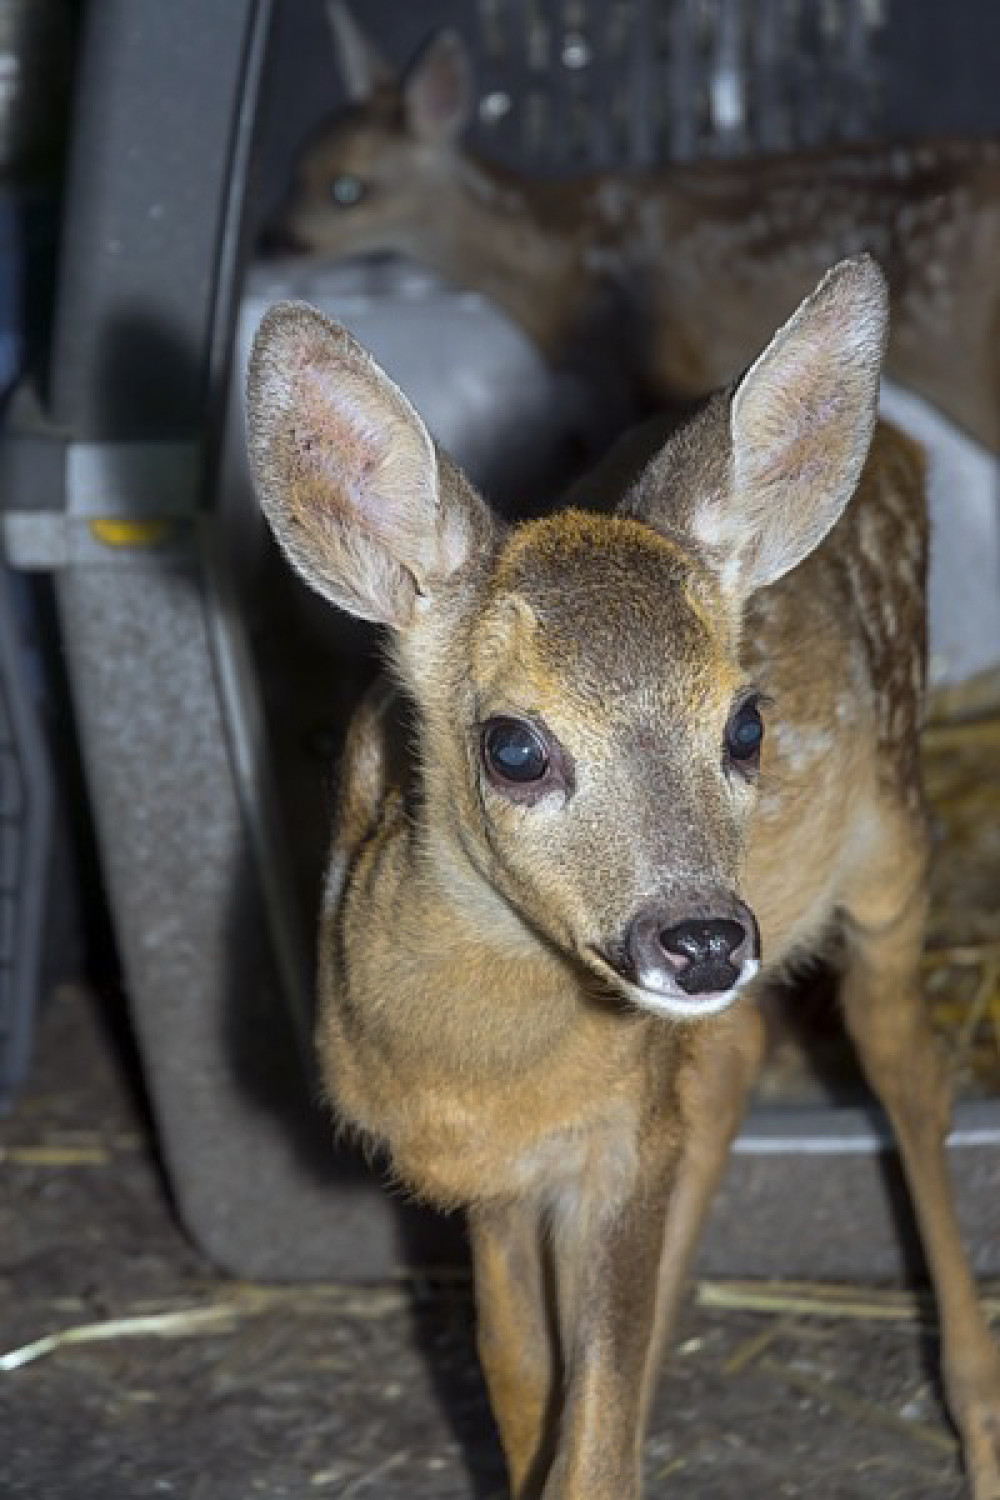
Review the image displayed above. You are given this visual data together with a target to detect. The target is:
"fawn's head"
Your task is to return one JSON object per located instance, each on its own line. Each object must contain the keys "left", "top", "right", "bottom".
{"left": 272, "top": 5, "right": 475, "bottom": 260}
{"left": 247, "top": 257, "right": 887, "bottom": 1019}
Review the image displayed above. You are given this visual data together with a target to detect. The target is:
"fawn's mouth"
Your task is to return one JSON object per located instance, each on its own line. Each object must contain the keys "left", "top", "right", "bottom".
{"left": 587, "top": 946, "right": 760, "bottom": 1021}
{"left": 257, "top": 224, "right": 306, "bottom": 257}
{"left": 621, "top": 960, "right": 760, "bottom": 1020}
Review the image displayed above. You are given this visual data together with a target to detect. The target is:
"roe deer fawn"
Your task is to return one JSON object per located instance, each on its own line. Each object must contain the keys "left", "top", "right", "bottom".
{"left": 273, "top": 6, "right": 1000, "bottom": 453}
{"left": 247, "top": 256, "right": 1000, "bottom": 1498}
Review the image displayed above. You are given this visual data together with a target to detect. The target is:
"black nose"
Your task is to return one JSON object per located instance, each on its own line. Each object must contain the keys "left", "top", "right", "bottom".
{"left": 618, "top": 893, "right": 759, "bottom": 999}
{"left": 659, "top": 918, "right": 747, "bottom": 995}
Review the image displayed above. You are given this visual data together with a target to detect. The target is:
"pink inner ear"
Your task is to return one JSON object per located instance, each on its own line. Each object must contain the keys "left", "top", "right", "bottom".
{"left": 407, "top": 36, "right": 469, "bottom": 138}
{"left": 737, "top": 334, "right": 857, "bottom": 492}
{"left": 288, "top": 354, "right": 398, "bottom": 542}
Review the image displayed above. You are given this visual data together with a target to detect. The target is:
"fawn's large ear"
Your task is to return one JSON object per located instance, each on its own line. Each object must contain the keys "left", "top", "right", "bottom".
{"left": 247, "top": 302, "right": 485, "bottom": 628}
{"left": 403, "top": 30, "right": 473, "bottom": 143}
{"left": 720, "top": 255, "right": 887, "bottom": 594}
{"left": 629, "top": 256, "right": 888, "bottom": 600}
{"left": 325, "top": 2, "right": 393, "bottom": 102}
{"left": 722, "top": 255, "right": 887, "bottom": 592}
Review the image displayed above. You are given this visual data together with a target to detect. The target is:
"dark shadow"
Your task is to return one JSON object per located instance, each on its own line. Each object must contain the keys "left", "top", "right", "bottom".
{"left": 765, "top": 962, "right": 943, "bottom": 1392}
{"left": 767, "top": 960, "right": 869, "bottom": 1106}
{"left": 398, "top": 1257, "right": 509, "bottom": 1499}
{"left": 769, "top": 964, "right": 935, "bottom": 1257}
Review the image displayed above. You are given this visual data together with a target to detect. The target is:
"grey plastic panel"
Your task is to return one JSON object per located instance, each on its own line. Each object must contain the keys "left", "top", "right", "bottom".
{"left": 53, "top": 553, "right": 462, "bottom": 1279}
{"left": 704, "top": 1102, "right": 1000, "bottom": 1282}
{"left": 48, "top": 0, "right": 261, "bottom": 438}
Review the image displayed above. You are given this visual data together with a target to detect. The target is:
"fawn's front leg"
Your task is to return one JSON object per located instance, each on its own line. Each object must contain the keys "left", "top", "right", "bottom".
{"left": 471, "top": 1200, "right": 559, "bottom": 1498}
{"left": 471, "top": 1129, "right": 679, "bottom": 1500}
{"left": 545, "top": 1126, "right": 682, "bottom": 1499}
{"left": 471, "top": 1010, "right": 763, "bottom": 1500}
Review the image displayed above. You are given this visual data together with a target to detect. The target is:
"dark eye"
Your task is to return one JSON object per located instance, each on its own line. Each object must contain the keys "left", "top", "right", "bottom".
{"left": 726, "top": 699, "right": 764, "bottom": 765}
{"left": 331, "top": 174, "right": 366, "bottom": 207}
{"left": 483, "top": 717, "right": 549, "bottom": 785}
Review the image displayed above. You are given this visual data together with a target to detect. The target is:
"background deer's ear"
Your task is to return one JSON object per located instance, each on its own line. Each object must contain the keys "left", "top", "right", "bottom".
{"left": 325, "top": 2, "right": 393, "bottom": 102}
{"left": 626, "top": 256, "right": 888, "bottom": 601}
{"left": 247, "top": 302, "right": 488, "bottom": 629}
{"left": 403, "top": 30, "right": 473, "bottom": 143}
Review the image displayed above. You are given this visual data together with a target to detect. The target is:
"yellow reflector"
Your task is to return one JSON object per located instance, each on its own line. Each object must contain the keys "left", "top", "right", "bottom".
{"left": 89, "top": 518, "right": 173, "bottom": 548}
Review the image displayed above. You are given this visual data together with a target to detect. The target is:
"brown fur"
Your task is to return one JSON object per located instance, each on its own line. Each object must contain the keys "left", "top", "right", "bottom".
{"left": 275, "top": 15, "right": 1000, "bottom": 453}
{"left": 247, "top": 259, "right": 1000, "bottom": 1498}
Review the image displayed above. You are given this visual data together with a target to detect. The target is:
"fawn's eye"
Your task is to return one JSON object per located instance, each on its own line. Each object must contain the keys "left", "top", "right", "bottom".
{"left": 331, "top": 174, "right": 366, "bottom": 207}
{"left": 483, "top": 718, "right": 549, "bottom": 784}
{"left": 725, "top": 698, "right": 764, "bottom": 767}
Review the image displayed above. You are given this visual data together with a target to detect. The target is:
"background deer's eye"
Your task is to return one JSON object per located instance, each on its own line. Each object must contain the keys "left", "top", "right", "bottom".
{"left": 483, "top": 717, "right": 549, "bottom": 785}
{"left": 726, "top": 699, "right": 764, "bottom": 765}
{"left": 331, "top": 174, "right": 366, "bottom": 207}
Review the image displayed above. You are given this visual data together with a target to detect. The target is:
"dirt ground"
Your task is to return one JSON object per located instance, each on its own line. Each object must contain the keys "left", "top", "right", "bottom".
{"left": 0, "top": 980, "right": 994, "bottom": 1500}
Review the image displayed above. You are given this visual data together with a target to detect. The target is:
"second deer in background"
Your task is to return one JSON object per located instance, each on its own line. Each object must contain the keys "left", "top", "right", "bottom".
{"left": 272, "top": 5, "right": 1000, "bottom": 454}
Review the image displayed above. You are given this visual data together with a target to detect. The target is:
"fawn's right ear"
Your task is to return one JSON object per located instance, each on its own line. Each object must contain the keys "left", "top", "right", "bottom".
{"left": 247, "top": 302, "right": 485, "bottom": 628}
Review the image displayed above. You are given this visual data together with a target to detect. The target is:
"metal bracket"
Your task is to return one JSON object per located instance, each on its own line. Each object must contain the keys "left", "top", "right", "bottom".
{"left": 1, "top": 424, "right": 202, "bottom": 570}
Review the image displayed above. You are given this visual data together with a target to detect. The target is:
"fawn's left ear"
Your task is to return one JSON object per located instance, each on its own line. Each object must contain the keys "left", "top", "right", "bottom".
{"left": 629, "top": 255, "right": 888, "bottom": 600}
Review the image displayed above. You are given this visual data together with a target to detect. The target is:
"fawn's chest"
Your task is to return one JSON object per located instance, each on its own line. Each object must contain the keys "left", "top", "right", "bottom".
{"left": 317, "top": 940, "right": 654, "bottom": 1209}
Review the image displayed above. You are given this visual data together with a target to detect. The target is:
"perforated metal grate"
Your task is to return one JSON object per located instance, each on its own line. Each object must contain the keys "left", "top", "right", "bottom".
{"left": 464, "top": 0, "right": 888, "bottom": 170}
